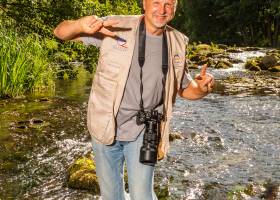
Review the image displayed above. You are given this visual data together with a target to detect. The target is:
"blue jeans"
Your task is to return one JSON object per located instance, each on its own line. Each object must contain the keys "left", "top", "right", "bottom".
{"left": 91, "top": 133, "right": 158, "bottom": 200}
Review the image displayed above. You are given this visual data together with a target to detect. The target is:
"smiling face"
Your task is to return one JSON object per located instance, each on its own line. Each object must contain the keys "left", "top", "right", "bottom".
{"left": 143, "top": 0, "right": 177, "bottom": 35}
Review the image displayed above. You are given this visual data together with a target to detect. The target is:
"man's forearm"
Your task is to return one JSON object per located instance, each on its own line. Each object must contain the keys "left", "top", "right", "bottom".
{"left": 53, "top": 20, "right": 82, "bottom": 41}
{"left": 179, "top": 80, "right": 208, "bottom": 100}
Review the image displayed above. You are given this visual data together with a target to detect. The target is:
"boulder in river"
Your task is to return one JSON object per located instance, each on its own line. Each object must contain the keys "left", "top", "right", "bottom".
{"left": 67, "top": 153, "right": 99, "bottom": 193}
{"left": 217, "top": 44, "right": 228, "bottom": 49}
{"left": 195, "top": 44, "right": 212, "bottom": 51}
{"left": 268, "top": 65, "right": 280, "bottom": 72}
{"left": 260, "top": 55, "right": 278, "bottom": 70}
{"left": 169, "top": 132, "right": 184, "bottom": 142}
{"left": 245, "top": 60, "right": 261, "bottom": 71}
{"left": 214, "top": 60, "right": 233, "bottom": 69}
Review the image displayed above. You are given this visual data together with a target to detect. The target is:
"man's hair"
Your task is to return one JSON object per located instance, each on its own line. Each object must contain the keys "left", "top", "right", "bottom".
{"left": 140, "top": 0, "right": 178, "bottom": 7}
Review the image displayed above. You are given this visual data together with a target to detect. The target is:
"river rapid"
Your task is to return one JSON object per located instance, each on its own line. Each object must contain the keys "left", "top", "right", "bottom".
{"left": 0, "top": 50, "right": 279, "bottom": 200}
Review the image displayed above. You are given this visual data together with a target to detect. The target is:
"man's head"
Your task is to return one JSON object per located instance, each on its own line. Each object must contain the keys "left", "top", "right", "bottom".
{"left": 143, "top": 0, "right": 177, "bottom": 34}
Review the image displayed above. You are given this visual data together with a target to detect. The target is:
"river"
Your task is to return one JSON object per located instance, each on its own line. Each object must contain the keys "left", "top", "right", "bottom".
{"left": 0, "top": 50, "right": 279, "bottom": 200}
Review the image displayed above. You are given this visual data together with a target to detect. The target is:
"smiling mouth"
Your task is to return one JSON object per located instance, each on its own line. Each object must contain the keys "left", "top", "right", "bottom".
{"left": 155, "top": 15, "right": 168, "bottom": 21}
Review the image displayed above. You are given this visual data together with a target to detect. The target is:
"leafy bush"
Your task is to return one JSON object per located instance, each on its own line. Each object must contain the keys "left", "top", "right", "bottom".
{"left": 0, "top": 27, "right": 54, "bottom": 98}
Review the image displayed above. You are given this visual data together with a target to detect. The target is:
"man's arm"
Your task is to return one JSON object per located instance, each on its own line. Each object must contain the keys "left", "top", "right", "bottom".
{"left": 178, "top": 64, "right": 214, "bottom": 100}
{"left": 53, "top": 15, "right": 119, "bottom": 41}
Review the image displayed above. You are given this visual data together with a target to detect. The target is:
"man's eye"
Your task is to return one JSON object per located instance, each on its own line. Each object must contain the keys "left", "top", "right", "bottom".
{"left": 165, "top": 3, "right": 174, "bottom": 9}
{"left": 153, "top": 2, "right": 160, "bottom": 7}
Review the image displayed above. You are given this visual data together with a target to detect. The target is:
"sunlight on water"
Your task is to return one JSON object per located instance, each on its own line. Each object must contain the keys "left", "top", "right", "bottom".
{"left": 229, "top": 51, "right": 266, "bottom": 62}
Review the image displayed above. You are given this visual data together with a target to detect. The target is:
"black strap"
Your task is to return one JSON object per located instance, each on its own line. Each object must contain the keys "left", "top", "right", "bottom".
{"left": 138, "top": 18, "right": 169, "bottom": 115}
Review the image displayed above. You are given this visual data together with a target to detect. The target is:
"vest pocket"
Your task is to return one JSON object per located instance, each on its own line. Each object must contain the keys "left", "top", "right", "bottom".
{"left": 87, "top": 72, "right": 117, "bottom": 141}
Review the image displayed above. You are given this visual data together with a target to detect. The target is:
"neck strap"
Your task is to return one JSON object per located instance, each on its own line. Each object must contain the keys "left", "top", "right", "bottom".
{"left": 138, "top": 18, "right": 169, "bottom": 113}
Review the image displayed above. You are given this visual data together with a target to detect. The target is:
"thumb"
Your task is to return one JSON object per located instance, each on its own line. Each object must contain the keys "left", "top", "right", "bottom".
{"left": 200, "top": 64, "right": 208, "bottom": 76}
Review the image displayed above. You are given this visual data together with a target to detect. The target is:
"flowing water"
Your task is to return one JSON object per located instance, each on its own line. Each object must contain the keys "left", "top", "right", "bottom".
{"left": 0, "top": 51, "right": 279, "bottom": 200}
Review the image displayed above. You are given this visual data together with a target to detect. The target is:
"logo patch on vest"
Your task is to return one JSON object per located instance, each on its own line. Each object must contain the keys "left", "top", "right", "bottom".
{"left": 173, "top": 54, "right": 184, "bottom": 66}
{"left": 113, "top": 36, "right": 128, "bottom": 51}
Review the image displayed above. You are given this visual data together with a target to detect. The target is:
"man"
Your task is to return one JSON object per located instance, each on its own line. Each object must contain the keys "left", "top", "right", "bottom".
{"left": 54, "top": 0, "right": 214, "bottom": 199}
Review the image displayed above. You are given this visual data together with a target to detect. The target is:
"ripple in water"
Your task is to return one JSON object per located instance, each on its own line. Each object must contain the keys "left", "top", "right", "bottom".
{"left": 160, "top": 94, "right": 280, "bottom": 199}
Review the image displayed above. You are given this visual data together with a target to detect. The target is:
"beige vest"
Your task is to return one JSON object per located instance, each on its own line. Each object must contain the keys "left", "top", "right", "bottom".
{"left": 87, "top": 15, "right": 188, "bottom": 160}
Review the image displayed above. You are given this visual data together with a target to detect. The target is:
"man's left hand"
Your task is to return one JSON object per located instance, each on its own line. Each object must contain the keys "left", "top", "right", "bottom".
{"left": 194, "top": 64, "right": 215, "bottom": 94}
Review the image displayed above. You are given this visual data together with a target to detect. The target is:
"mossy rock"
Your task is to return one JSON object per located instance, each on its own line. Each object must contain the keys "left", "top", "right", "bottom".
{"left": 189, "top": 53, "right": 207, "bottom": 63}
{"left": 217, "top": 44, "right": 228, "bottom": 49}
{"left": 67, "top": 154, "right": 129, "bottom": 193}
{"left": 262, "top": 181, "right": 280, "bottom": 200}
{"left": 67, "top": 154, "right": 99, "bottom": 193}
{"left": 245, "top": 60, "right": 261, "bottom": 71}
{"left": 268, "top": 65, "right": 280, "bottom": 72}
{"left": 169, "top": 132, "right": 183, "bottom": 142}
{"left": 196, "top": 44, "right": 211, "bottom": 51}
{"left": 260, "top": 55, "right": 277, "bottom": 70}
{"left": 0, "top": 161, "right": 18, "bottom": 172}
{"left": 214, "top": 60, "right": 233, "bottom": 69}
{"left": 154, "top": 184, "right": 170, "bottom": 200}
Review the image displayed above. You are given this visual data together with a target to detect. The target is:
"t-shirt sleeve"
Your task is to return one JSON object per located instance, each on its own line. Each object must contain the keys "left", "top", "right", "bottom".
{"left": 79, "top": 16, "right": 110, "bottom": 47}
{"left": 79, "top": 35, "right": 102, "bottom": 47}
{"left": 180, "top": 71, "right": 193, "bottom": 89}
{"left": 180, "top": 61, "right": 193, "bottom": 89}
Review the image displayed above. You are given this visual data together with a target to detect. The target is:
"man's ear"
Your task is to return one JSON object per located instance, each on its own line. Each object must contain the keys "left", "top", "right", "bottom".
{"left": 142, "top": 0, "right": 146, "bottom": 11}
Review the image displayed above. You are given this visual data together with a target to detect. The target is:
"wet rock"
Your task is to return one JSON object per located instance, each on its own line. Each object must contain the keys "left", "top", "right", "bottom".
{"left": 67, "top": 154, "right": 99, "bottom": 193}
{"left": 229, "top": 57, "right": 243, "bottom": 64}
{"left": 195, "top": 44, "right": 211, "bottom": 51}
{"left": 207, "top": 136, "right": 225, "bottom": 150}
{"left": 35, "top": 98, "right": 51, "bottom": 102}
{"left": 191, "top": 132, "right": 207, "bottom": 145}
{"left": 245, "top": 60, "right": 261, "bottom": 71}
{"left": 216, "top": 74, "right": 280, "bottom": 96}
{"left": 244, "top": 47, "right": 262, "bottom": 51}
{"left": 226, "top": 48, "right": 243, "bottom": 53}
{"left": 0, "top": 161, "right": 18, "bottom": 172}
{"left": 169, "top": 132, "right": 184, "bottom": 142}
{"left": 11, "top": 119, "right": 48, "bottom": 130}
{"left": 189, "top": 54, "right": 207, "bottom": 63}
{"left": 203, "top": 183, "right": 228, "bottom": 200}
{"left": 226, "top": 181, "right": 280, "bottom": 200}
{"left": 217, "top": 44, "right": 228, "bottom": 49}
{"left": 262, "top": 182, "right": 280, "bottom": 200}
{"left": 269, "top": 65, "right": 280, "bottom": 72}
{"left": 187, "top": 59, "right": 198, "bottom": 69}
{"left": 154, "top": 184, "right": 170, "bottom": 200}
{"left": 214, "top": 60, "right": 233, "bottom": 69}
{"left": 267, "top": 52, "right": 280, "bottom": 60}
{"left": 260, "top": 55, "right": 278, "bottom": 70}
{"left": 17, "top": 125, "right": 29, "bottom": 129}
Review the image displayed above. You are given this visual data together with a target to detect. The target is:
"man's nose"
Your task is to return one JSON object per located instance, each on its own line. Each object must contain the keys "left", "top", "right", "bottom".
{"left": 158, "top": 3, "right": 166, "bottom": 14}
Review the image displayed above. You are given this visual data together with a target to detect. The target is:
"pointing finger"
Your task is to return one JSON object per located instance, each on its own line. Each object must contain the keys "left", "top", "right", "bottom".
{"left": 200, "top": 64, "right": 208, "bottom": 76}
{"left": 103, "top": 19, "right": 119, "bottom": 27}
{"left": 99, "top": 27, "right": 117, "bottom": 37}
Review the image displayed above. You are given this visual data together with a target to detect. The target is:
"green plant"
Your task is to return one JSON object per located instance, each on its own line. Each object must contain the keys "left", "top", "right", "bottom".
{"left": 0, "top": 27, "right": 54, "bottom": 98}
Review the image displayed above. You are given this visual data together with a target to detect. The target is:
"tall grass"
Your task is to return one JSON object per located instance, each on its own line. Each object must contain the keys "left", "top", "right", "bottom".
{"left": 0, "top": 27, "right": 54, "bottom": 98}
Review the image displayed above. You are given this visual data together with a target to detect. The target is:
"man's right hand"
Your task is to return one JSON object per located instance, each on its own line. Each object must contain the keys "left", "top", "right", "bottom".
{"left": 54, "top": 15, "right": 119, "bottom": 41}
{"left": 78, "top": 15, "right": 119, "bottom": 37}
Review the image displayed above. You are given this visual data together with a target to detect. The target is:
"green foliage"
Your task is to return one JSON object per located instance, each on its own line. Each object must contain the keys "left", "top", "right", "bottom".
{"left": 174, "top": 0, "right": 280, "bottom": 47}
{"left": 0, "top": 0, "right": 142, "bottom": 78}
{"left": 0, "top": 26, "right": 54, "bottom": 98}
{"left": 0, "top": 0, "right": 141, "bottom": 37}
